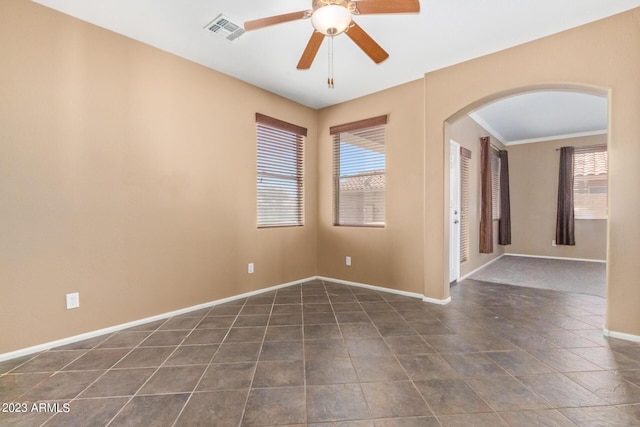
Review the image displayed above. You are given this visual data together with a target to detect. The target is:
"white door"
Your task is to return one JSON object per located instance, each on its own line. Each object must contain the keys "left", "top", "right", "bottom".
{"left": 450, "top": 140, "right": 461, "bottom": 283}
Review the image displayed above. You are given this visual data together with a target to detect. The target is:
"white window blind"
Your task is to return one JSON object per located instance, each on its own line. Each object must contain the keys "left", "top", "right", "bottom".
{"left": 460, "top": 147, "right": 471, "bottom": 263}
{"left": 574, "top": 145, "right": 608, "bottom": 220}
{"left": 491, "top": 147, "right": 501, "bottom": 220}
{"left": 256, "top": 113, "right": 306, "bottom": 227}
{"left": 331, "top": 115, "right": 387, "bottom": 227}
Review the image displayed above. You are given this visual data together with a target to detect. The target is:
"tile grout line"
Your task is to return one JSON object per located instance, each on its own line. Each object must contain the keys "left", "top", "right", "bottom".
{"left": 234, "top": 290, "right": 277, "bottom": 426}
{"left": 300, "top": 283, "right": 308, "bottom": 426}
{"left": 38, "top": 318, "right": 173, "bottom": 426}
{"left": 324, "top": 278, "right": 375, "bottom": 423}
{"left": 433, "top": 301, "right": 557, "bottom": 417}
{"left": 15, "top": 330, "right": 116, "bottom": 401}
{"left": 364, "top": 287, "right": 442, "bottom": 423}
{"left": 6, "top": 279, "right": 640, "bottom": 426}
{"left": 447, "top": 298, "right": 607, "bottom": 418}
{"left": 101, "top": 306, "right": 223, "bottom": 427}
{"left": 324, "top": 279, "right": 443, "bottom": 423}
{"left": 169, "top": 297, "right": 251, "bottom": 427}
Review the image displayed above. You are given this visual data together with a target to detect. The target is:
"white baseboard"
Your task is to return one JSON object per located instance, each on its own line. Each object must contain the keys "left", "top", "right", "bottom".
{"left": 459, "top": 253, "right": 506, "bottom": 281}
{"left": 602, "top": 329, "right": 640, "bottom": 343}
{"left": 423, "top": 296, "right": 451, "bottom": 305}
{"left": 0, "top": 276, "right": 316, "bottom": 363}
{"left": 318, "top": 276, "right": 451, "bottom": 305}
{"left": 316, "top": 276, "right": 424, "bottom": 300}
{"left": 505, "top": 253, "right": 606, "bottom": 263}
{"left": 1, "top": 275, "right": 451, "bottom": 363}
{"left": 460, "top": 253, "right": 605, "bottom": 282}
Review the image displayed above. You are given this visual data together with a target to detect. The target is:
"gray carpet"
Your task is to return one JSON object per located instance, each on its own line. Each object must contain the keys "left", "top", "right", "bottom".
{"left": 469, "top": 255, "right": 606, "bottom": 297}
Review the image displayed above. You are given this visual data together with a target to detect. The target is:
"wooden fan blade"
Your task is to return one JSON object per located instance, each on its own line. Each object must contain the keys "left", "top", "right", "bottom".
{"left": 297, "top": 31, "right": 325, "bottom": 69}
{"left": 345, "top": 22, "right": 389, "bottom": 64}
{"left": 244, "top": 10, "right": 309, "bottom": 31}
{"left": 355, "top": 0, "right": 420, "bottom": 15}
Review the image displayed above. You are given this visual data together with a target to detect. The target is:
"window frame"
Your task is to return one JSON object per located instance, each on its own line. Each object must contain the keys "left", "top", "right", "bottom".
{"left": 490, "top": 146, "right": 501, "bottom": 221}
{"left": 331, "top": 115, "right": 388, "bottom": 228}
{"left": 460, "top": 147, "right": 472, "bottom": 263}
{"left": 255, "top": 113, "right": 306, "bottom": 228}
{"left": 573, "top": 145, "right": 608, "bottom": 220}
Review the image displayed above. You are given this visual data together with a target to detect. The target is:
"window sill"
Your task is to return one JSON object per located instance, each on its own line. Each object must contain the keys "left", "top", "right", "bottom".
{"left": 333, "top": 224, "right": 385, "bottom": 228}
{"left": 258, "top": 224, "right": 304, "bottom": 229}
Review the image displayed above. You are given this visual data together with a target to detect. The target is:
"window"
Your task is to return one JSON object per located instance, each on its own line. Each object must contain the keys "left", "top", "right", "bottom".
{"left": 574, "top": 145, "right": 608, "bottom": 219}
{"left": 256, "top": 113, "right": 306, "bottom": 227}
{"left": 491, "top": 147, "right": 501, "bottom": 220}
{"left": 331, "top": 115, "right": 387, "bottom": 227}
{"left": 460, "top": 147, "right": 471, "bottom": 263}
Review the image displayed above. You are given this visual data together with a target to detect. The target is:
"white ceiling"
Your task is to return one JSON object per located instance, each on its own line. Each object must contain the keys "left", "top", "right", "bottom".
{"left": 470, "top": 91, "right": 609, "bottom": 145}
{"left": 32, "top": 0, "right": 633, "bottom": 142}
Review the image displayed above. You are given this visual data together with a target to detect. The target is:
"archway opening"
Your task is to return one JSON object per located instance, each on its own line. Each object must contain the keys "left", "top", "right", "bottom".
{"left": 443, "top": 84, "right": 609, "bottom": 301}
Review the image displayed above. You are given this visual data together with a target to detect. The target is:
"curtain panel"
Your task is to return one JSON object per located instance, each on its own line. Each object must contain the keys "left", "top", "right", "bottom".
{"left": 498, "top": 150, "right": 511, "bottom": 245}
{"left": 556, "top": 146, "right": 576, "bottom": 245}
{"left": 479, "top": 137, "right": 493, "bottom": 253}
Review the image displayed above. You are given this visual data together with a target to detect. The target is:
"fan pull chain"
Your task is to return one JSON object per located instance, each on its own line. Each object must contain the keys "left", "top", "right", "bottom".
{"left": 328, "top": 35, "right": 335, "bottom": 89}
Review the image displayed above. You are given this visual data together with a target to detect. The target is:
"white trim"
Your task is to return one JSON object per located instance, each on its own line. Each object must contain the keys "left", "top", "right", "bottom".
{"left": 0, "top": 276, "right": 316, "bottom": 363}
{"left": 505, "top": 253, "right": 606, "bottom": 263}
{"left": 1, "top": 275, "right": 448, "bottom": 362}
{"left": 504, "top": 129, "right": 607, "bottom": 146}
{"left": 449, "top": 139, "right": 461, "bottom": 283}
{"left": 318, "top": 276, "right": 451, "bottom": 305}
{"left": 470, "top": 110, "right": 607, "bottom": 147}
{"left": 316, "top": 276, "right": 425, "bottom": 300}
{"left": 603, "top": 329, "right": 640, "bottom": 343}
{"left": 423, "top": 295, "right": 451, "bottom": 305}
{"left": 459, "top": 253, "right": 506, "bottom": 281}
{"left": 1, "top": 275, "right": 456, "bottom": 362}
{"left": 468, "top": 112, "right": 507, "bottom": 144}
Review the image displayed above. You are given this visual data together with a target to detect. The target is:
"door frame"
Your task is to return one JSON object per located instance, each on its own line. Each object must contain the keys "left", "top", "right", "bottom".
{"left": 449, "top": 139, "right": 461, "bottom": 283}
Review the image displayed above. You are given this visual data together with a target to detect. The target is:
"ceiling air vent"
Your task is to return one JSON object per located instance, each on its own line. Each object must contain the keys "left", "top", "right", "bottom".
{"left": 204, "top": 14, "right": 245, "bottom": 41}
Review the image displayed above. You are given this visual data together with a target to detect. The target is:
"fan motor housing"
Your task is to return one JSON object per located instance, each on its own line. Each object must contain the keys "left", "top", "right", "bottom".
{"left": 313, "top": 0, "right": 357, "bottom": 13}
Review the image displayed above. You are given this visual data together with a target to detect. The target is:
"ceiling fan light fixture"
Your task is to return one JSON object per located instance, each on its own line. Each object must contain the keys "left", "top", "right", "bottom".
{"left": 311, "top": 5, "right": 352, "bottom": 36}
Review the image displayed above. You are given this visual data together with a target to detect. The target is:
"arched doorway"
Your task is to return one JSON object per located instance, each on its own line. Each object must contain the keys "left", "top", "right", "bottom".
{"left": 442, "top": 84, "right": 608, "bottom": 302}
{"left": 443, "top": 86, "right": 609, "bottom": 299}
{"left": 420, "top": 9, "right": 640, "bottom": 339}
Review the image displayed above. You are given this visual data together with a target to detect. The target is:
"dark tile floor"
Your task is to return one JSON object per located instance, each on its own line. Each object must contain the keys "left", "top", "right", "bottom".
{"left": 2, "top": 278, "right": 640, "bottom": 426}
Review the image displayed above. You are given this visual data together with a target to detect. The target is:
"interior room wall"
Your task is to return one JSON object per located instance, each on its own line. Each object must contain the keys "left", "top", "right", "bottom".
{"left": 0, "top": 0, "right": 318, "bottom": 354}
{"left": 3, "top": 1, "right": 639, "bottom": 356}
{"left": 449, "top": 116, "right": 506, "bottom": 278}
{"left": 508, "top": 134, "right": 608, "bottom": 261}
{"left": 423, "top": 8, "right": 640, "bottom": 336}
{"left": 316, "top": 80, "right": 426, "bottom": 296}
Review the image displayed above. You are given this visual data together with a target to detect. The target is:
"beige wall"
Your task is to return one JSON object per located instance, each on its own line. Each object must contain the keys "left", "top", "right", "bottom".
{"left": 0, "top": 1, "right": 318, "bottom": 353}
{"left": 449, "top": 116, "right": 506, "bottom": 277}
{"left": 425, "top": 8, "right": 640, "bottom": 334}
{"left": 3, "top": 1, "right": 640, "bottom": 355}
{"left": 508, "top": 134, "right": 608, "bottom": 260}
{"left": 317, "top": 80, "right": 426, "bottom": 295}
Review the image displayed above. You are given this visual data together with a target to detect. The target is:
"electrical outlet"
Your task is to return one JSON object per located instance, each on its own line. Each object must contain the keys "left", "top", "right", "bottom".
{"left": 66, "top": 292, "right": 80, "bottom": 310}
{"left": 248, "top": 263, "right": 254, "bottom": 274}
{"left": 346, "top": 256, "right": 351, "bottom": 266}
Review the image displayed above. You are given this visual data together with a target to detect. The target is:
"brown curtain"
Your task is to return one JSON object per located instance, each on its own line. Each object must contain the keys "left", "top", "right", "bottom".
{"left": 479, "top": 137, "right": 493, "bottom": 253}
{"left": 556, "top": 146, "right": 576, "bottom": 245}
{"left": 498, "top": 150, "right": 511, "bottom": 245}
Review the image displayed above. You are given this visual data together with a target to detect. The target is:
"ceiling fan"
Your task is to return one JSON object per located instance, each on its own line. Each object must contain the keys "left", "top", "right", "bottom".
{"left": 244, "top": 0, "right": 421, "bottom": 71}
